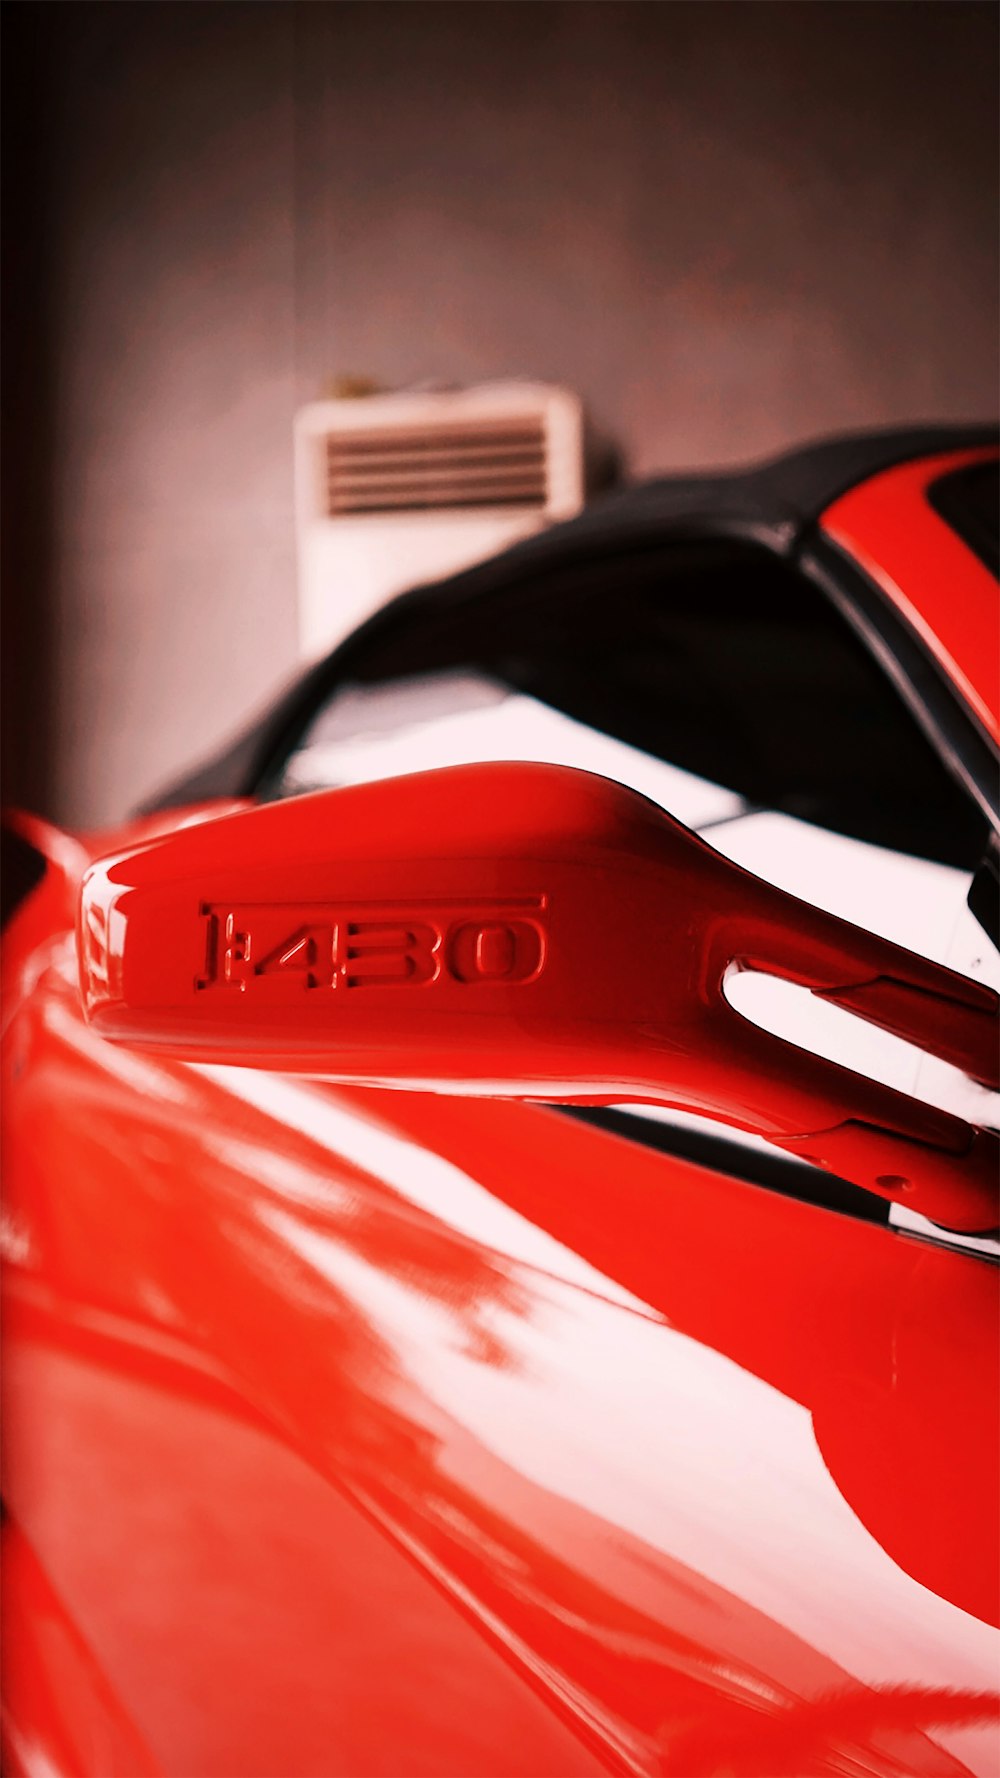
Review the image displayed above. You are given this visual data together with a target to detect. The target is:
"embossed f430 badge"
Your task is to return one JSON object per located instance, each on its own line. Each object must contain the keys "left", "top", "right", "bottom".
{"left": 196, "top": 900, "right": 547, "bottom": 992}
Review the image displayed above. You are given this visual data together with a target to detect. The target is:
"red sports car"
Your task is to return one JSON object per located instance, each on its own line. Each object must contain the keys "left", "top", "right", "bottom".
{"left": 3, "top": 426, "right": 998, "bottom": 1778}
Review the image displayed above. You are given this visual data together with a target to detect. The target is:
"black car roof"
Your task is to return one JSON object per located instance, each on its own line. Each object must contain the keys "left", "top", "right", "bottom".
{"left": 484, "top": 421, "right": 999, "bottom": 561}
{"left": 610, "top": 421, "right": 997, "bottom": 531}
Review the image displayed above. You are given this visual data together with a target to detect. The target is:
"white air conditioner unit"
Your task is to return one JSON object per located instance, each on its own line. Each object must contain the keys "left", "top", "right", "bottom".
{"left": 294, "top": 382, "right": 584, "bottom": 660}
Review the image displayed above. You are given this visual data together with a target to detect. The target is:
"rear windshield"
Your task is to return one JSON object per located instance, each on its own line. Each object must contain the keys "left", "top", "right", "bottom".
{"left": 277, "top": 543, "right": 987, "bottom": 871}
{"left": 928, "top": 461, "right": 999, "bottom": 577}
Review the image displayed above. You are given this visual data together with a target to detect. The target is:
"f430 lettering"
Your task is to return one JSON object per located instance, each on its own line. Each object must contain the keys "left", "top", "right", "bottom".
{"left": 196, "top": 901, "right": 546, "bottom": 992}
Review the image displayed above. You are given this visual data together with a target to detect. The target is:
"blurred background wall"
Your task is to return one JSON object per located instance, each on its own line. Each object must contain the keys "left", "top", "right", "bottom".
{"left": 3, "top": 0, "right": 997, "bottom": 827}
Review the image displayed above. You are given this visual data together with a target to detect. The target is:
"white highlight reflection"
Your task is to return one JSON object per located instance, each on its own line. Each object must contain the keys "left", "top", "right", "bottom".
{"left": 194, "top": 1065, "right": 653, "bottom": 1319}
{"left": 284, "top": 674, "right": 742, "bottom": 830}
{"left": 263, "top": 1202, "right": 999, "bottom": 1717}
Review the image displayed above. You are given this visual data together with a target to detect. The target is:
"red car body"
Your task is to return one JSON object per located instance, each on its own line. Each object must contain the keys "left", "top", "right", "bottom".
{"left": 2, "top": 431, "right": 998, "bottom": 1778}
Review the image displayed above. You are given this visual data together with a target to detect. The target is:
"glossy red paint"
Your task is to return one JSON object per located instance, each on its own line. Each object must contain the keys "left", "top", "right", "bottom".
{"left": 4, "top": 440, "right": 1000, "bottom": 1778}
{"left": 78, "top": 762, "right": 998, "bottom": 1230}
{"left": 0, "top": 1522, "right": 161, "bottom": 1778}
{"left": 821, "top": 446, "right": 1000, "bottom": 744}
{"left": 2, "top": 915, "right": 998, "bottom": 1775}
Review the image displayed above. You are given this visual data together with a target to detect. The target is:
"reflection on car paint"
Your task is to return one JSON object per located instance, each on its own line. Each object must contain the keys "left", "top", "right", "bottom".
{"left": 4, "top": 957, "right": 997, "bottom": 1776}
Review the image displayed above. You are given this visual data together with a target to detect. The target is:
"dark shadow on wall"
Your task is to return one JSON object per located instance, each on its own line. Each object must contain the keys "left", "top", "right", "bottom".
{"left": 2, "top": 5, "right": 58, "bottom": 816}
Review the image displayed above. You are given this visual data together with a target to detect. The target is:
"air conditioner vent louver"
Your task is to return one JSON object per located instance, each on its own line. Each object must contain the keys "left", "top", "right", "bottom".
{"left": 296, "top": 382, "right": 584, "bottom": 658}
{"left": 326, "top": 420, "right": 549, "bottom": 515}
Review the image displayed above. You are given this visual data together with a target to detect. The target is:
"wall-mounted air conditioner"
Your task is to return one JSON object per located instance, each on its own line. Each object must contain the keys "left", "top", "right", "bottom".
{"left": 294, "top": 382, "right": 584, "bottom": 660}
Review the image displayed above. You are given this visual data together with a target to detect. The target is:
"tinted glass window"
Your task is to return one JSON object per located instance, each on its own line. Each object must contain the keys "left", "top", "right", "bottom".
{"left": 928, "top": 461, "right": 999, "bottom": 577}
{"left": 277, "top": 543, "right": 985, "bottom": 871}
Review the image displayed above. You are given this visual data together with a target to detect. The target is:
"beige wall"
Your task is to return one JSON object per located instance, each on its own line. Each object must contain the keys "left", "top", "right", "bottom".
{"left": 4, "top": 0, "right": 997, "bottom": 827}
